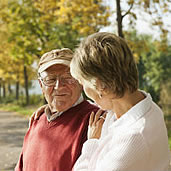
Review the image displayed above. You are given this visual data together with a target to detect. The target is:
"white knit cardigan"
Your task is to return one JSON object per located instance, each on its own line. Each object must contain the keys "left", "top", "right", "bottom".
{"left": 73, "top": 92, "right": 170, "bottom": 171}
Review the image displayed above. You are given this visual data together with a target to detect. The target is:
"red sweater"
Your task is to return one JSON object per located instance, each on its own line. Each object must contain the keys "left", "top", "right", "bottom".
{"left": 15, "top": 100, "right": 98, "bottom": 171}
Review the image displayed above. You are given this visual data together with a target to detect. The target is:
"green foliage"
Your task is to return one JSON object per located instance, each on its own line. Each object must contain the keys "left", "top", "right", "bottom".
{"left": 29, "top": 94, "right": 44, "bottom": 105}
{"left": 16, "top": 94, "right": 43, "bottom": 106}
{"left": 168, "top": 131, "right": 171, "bottom": 150}
{"left": 7, "top": 0, "right": 41, "bottom": 62}
{"left": 0, "top": 0, "right": 110, "bottom": 105}
{"left": 143, "top": 45, "right": 171, "bottom": 92}
{"left": 165, "top": 111, "right": 171, "bottom": 150}
{"left": 34, "top": 0, "right": 110, "bottom": 36}
{"left": 125, "top": 30, "right": 171, "bottom": 103}
{"left": 0, "top": 93, "right": 44, "bottom": 117}
{"left": 160, "top": 80, "right": 171, "bottom": 116}
{"left": 0, "top": 93, "right": 43, "bottom": 106}
{"left": 0, "top": 94, "right": 16, "bottom": 104}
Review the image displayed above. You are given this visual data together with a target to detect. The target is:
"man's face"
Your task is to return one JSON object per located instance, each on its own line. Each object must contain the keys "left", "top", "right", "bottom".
{"left": 39, "top": 64, "right": 82, "bottom": 113}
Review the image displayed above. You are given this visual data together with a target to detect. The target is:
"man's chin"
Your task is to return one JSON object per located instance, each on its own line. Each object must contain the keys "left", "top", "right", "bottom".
{"left": 50, "top": 101, "right": 70, "bottom": 113}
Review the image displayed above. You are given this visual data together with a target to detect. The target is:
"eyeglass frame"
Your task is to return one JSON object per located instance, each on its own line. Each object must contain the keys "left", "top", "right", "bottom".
{"left": 38, "top": 72, "right": 77, "bottom": 87}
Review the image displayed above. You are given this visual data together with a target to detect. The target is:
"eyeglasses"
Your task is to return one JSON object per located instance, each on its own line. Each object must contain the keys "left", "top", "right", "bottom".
{"left": 39, "top": 73, "right": 77, "bottom": 87}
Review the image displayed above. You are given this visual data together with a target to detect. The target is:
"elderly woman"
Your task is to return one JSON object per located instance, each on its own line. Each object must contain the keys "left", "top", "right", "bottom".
{"left": 70, "top": 32, "right": 170, "bottom": 171}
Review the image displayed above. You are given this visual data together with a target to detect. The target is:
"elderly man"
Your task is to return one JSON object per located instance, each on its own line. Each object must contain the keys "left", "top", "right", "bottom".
{"left": 15, "top": 48, "right": 99, "bottom": 171}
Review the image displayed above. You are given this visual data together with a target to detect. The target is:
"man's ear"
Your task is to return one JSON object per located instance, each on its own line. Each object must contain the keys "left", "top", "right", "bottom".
{"left": 38, "top": 79, "right": 45, "bottom": 96}
{"left": 38, "top": 79, "right": 43, "bottom": 88}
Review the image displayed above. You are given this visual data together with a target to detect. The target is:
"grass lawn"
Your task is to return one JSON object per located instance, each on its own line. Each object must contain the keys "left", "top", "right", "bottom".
{"left": 168, "top": 130, "right": 171, "bottom": 149}
{"left": 0, "top": 103, "right": 40, "bottom": 117}
{"left": 165, "top": 115, "right": 171, "bottom": 149}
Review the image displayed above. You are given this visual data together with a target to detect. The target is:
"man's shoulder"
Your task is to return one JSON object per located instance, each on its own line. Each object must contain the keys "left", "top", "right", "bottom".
{"left": 69, "top": 100, "right": 99, "bottom": 121}
{"left": 30, "top": 112, "right": 46, "bottom": 127}
{"left": 79, "top": 100, "right": 99, "bottom": 111}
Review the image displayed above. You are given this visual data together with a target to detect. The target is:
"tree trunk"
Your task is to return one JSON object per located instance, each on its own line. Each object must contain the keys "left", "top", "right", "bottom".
{"left": 8, "top": 83, "right": 12, "bottom": 95}
{"left": 137, "top": 56, "right": 146, "bottom": 89}
{"left": 16, "top": 80, "right": 19, "bottom": 100}
{"left": 116, "top": 0, "right": 124, "bottom": 38}
{"left": 24, "top": 65, "right": 29, "bottom": 105}
{"left": 0, "top": 82, "right": 1, "bottom": 102}
{"left": 3, "top": 82, "right": 6, "bottom": 98}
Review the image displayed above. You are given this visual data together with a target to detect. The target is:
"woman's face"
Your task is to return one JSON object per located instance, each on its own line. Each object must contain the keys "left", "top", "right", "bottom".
{"left": 70, "top": 63, "right": 113, "bottom": 110}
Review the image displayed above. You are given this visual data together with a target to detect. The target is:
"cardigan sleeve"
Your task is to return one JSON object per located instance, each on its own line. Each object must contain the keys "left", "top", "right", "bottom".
{"left": 73, "top": 139, "right": 99, "bottom": 171}
{"left": 96, "top": 131, "right": 149, "bottom": 171}
{"left": 73, "top": 131, "right": 149, "bottom": 171}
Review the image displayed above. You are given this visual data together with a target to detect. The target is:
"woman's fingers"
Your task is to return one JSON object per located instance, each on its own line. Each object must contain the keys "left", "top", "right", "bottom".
{"left": 96, "top": 118, "right": 105, "bottom": 129}
{"left": 94, "top": 109, "right": 104, "bottom": 123}
{"left": 89, "top": 109, "right": 107, "bottom": 127}
{"left": 99, "top": 111, "right": 107, "bottom": 120}
{"left": 88, "top": 111, "right": 108, "bottom": 139}
{"left": 89, "top": 111, "right": 95, "bottom": 127}
{"left": 96, "top": 111, "right": 107, "bottom": 127}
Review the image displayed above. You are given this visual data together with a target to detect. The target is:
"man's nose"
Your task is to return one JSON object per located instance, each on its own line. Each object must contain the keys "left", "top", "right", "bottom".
{"left": 54, "top": 79, "right": 64, "bottom": 89}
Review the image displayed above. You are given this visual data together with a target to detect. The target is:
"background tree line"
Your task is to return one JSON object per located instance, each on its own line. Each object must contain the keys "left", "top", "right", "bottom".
{"left": 0, "top": 0, "right": 170, "bottom": 117}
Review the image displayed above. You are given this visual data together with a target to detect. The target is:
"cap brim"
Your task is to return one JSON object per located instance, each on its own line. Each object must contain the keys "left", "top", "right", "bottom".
{"left": 38, "top": 60, "right": 70, "bottom": 73}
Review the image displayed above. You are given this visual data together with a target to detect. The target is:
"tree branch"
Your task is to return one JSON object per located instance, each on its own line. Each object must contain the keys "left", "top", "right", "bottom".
{"left": 122, "top": 3, "right": 134, "bottom": 19}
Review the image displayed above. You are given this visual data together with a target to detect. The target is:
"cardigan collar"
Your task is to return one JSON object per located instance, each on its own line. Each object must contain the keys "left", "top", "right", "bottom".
{"left": 108, "top": 90, "right": 152, "bottom": 130}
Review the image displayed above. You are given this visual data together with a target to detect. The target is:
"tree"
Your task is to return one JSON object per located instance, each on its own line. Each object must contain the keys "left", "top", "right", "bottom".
{"left": 160, "top": 80, "right": 171, "bottom": 115}
{"left": 113, "top": 0, "right": 170, "bottom": 39}
{"left": 0, "top": 0, "right": 42, "bottom": 104}
{"left": 124, "top": 30, "right": 171, "bottom": 103}
{"left": 34, "top": 0, "right": 110, "bottom": 37}
{"left": 0, "top": 0, "right": 111, "bottom": 105}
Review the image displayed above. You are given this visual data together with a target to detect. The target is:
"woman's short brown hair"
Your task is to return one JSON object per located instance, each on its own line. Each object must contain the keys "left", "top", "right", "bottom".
{"left": 71, "top": 32, "right": 139, "bottom": 97}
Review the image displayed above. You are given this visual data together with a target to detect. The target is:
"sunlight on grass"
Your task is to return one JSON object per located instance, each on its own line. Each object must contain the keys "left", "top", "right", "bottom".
{"left": 168, "top": 130, "right": 171, "bottom": 150}
{"left": 0, "top": 104, "right": 39, "bottom": 117}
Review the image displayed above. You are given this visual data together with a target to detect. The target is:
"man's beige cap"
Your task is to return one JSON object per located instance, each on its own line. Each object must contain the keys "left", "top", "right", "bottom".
{"left": 38, "top": 48, "right": 73, "bottom": 73}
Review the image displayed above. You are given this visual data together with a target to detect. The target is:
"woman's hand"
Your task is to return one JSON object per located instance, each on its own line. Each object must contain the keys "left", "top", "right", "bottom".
{"left": 88, "top": 109, "right": 107, "bottom": 139}
{"left": 29, "top": 104, "right": 47, "bottom": 128}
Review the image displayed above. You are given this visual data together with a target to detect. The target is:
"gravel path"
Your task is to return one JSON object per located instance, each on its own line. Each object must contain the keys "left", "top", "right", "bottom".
{"left": 0, "top": 111, "right": 28, "bottom": 171}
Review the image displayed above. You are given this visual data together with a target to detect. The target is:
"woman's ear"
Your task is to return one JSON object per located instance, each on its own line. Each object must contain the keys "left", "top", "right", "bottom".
{"left": 96, "top": 79, "right": 108, "bottom": 96}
